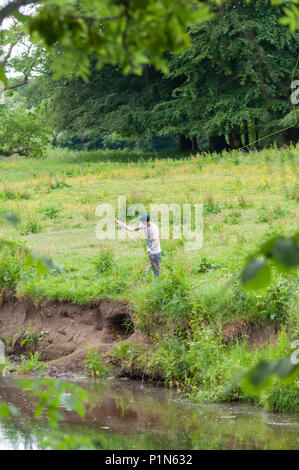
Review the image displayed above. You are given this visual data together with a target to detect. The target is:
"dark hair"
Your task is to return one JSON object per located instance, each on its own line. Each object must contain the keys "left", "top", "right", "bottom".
{"left": 138, "top": 213, "right": 150, "bottom": 223}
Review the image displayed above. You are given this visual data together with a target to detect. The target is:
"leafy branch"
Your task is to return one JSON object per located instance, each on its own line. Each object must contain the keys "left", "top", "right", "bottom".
{"left": 0, "top": 378, "right": 93, "bottom": 449}
{"left": 234, "top": 232, "right": 299, "bottom": 393}
{"left": 241, "top": 232, "right": 299, "bottom": 290}
{"left": 0, "top": 213, "right": 63, "bottom": 275}
{"left": 0, "top": 0, "right": 40, "bottom": 26}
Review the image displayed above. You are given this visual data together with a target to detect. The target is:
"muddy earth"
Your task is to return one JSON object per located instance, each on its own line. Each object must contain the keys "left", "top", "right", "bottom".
{"left": 0, "top": 292, "right": 149, "bottom": 375}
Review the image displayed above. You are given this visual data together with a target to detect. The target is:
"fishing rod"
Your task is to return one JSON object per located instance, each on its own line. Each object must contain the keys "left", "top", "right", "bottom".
{"left": 114, "top": 218, "right": 125, "bottom": 230}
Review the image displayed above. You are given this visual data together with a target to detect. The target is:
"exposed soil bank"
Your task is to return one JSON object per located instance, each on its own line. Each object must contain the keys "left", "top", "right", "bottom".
{"left": 221, "top": 320, "right": 280, "bottom": 347}
{"left": 0, "top": 293, "right": 279, "bottom": 377}
{"left": 0, "top": 292, "right": 149, "bottom": 376}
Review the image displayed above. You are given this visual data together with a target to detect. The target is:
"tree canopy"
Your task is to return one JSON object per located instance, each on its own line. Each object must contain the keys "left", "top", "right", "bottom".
{"left": 28, "top": 0, "right": 299, "bottom": 153}
{"left": 1, "top": 0, "right": 299, "bottom": 155}
{"left": 0, "top": 0, "right": 299, "bottom": 82}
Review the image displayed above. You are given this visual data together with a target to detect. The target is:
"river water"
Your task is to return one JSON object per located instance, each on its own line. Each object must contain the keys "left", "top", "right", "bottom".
{"left": 0, "top": 376, "right": 298, "bottom": 450}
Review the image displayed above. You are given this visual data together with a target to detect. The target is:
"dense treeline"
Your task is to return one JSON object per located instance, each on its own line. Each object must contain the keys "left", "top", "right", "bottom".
{"left": 25, "top": 0, "right": 299, "bottom": 153}
{"left": 1, "top": 0, "right": 299, "bottom": 155}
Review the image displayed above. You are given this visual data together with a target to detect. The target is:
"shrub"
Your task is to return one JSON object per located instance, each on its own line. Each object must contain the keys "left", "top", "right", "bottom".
{"left": 0, "top": 99, "right": 53, "bottom": 158}
{"left": 19, "top": 220, "right": 42, "bottom": 235}
{"left": 93, "top": 250, "right": 115, "bottom": 273}
{"left": 148, "top": 337, "right": 188, "bottom": 386}
{"left": 255, "top": 211, "right": 270, "bottom": 224}
{"left": 185, "top": 325, "right": 225, "bottom": 388}
{"left": 204, "top": 195, "right": 221, "bottom": 215}
{"left": 0, "top": 249, "right": 23, "bottom": 290}
{"left": 134, "top": 262, "right": 191, "bottom": 335}
{"left": 0, "top": 188, "right": 30, "bottom": 200}
{"left": 48, "top": 181, "right": 71, "bottom": 190}
{"left": 100, "top": 265, "right": 132, "bottom": 294}
{"left": 285, "top": 183, "right": 299, "bottom": 201}
{"left": 109, "top": 342, "right": 148, "bottom": 372}
{"left": 223, "top": 211, "right": 241, "bottom": 225}
{"left": 83, "top": 348, "right": 111, "bottom": 377}
{"left": 259, "top": 379, "right": 299, "bottom": 412}
{"left": 185, "top": 330, "right": 299, "bottom": 411}
{"left": 44, "top": 206, "right": 60, "bottom": 219}
{"left": 272, "top": 205, "right": 291, "bottom": 219}
{"left": 195, "top": 256, "right": 220, "bottom": 273}
{"left": 191, "top": 282, "right": 253, "bottom": 325}
{"left": 257, "top": 279, "right": 294, "bottom": 323}
{"left": 21, "top": 332, "right": 45, "bottom": 349}
{"left": 19, "top": 352, "right": 47, "bottom": 374}
{"left": 238, "top": 196, "right": 251, "bottom": 209}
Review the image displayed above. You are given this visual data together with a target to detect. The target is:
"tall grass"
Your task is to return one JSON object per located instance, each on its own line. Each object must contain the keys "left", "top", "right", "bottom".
{"left": 0, "top": 147, "right": 298, "bottom": 411}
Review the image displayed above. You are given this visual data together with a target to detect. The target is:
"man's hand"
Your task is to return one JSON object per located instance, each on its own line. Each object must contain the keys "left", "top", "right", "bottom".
{"left": 115, "top": 219, "right": 126, "bottom": 229}
{"left": 115, "top": 219, "right": 123, "bottom": 230}
{"left": 115, "top": 219, "right": 139, "bottom": 232}
{"left": 147, "top": 248, "right": 151, "bottom": 254}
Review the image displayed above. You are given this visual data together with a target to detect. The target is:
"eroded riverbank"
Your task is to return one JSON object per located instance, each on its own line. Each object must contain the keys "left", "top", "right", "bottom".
{"left": 0, "top": 293, "right": 149, "bottom": 375}
{"left": 0, "top": 293, "right": 279, "bottom": 378}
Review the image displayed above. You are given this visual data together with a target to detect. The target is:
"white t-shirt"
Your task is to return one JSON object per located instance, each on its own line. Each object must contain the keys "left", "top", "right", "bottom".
{"left": 139, "top": 222, "right": 161, "bottom": 254}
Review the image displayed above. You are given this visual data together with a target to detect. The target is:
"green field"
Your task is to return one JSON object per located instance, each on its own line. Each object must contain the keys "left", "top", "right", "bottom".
{"left": 0, "top": 147, "right": 298, "bottom": 411}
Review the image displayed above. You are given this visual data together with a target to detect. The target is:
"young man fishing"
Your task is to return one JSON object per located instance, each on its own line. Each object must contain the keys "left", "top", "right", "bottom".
{"left": 115, "top": 214, "right": 161, "bottom": 278}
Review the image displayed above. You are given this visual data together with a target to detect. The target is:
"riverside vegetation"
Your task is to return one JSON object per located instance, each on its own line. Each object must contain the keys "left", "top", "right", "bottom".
{"left": 0, "top": 147, "right": 298, "bottom": 413}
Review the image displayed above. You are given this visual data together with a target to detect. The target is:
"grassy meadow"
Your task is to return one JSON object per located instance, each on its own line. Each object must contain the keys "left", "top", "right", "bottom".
{"left": 0, "top": 147, "right": 298, "bottom": 411}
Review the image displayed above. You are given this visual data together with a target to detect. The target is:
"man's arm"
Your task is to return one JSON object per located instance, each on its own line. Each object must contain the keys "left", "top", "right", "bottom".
{"left": 115, "top": 219, "right": 140, "bottom": 232}
{"left": 147, "top": 238, "right": 158, "bottom": 253}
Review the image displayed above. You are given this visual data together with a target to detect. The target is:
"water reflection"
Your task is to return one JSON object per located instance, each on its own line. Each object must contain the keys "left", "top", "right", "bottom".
{"left": 0, "top": 377, "right": 298, "bottom": 450}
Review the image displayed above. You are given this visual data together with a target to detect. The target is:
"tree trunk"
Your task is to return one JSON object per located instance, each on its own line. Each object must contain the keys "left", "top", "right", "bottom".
{"left": 192, "top": 136, "right": 198, "bottom": 151}
{"left": 228, "top": 130, "right": 243, "bottom": 149}
{"left": 244, "top": 121, "right": 249, "bottom": 147}
{"left": 209, "top": 135, "right": 228, "bottom": 153}
{"left": 254, "top": 118, "right": 259, "bottom": 150}
{"left": 285, "top": 127, "right": 299, "bottom": 145}
{"left": 178, "top": 134, "right": 192, "bottom": 151}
